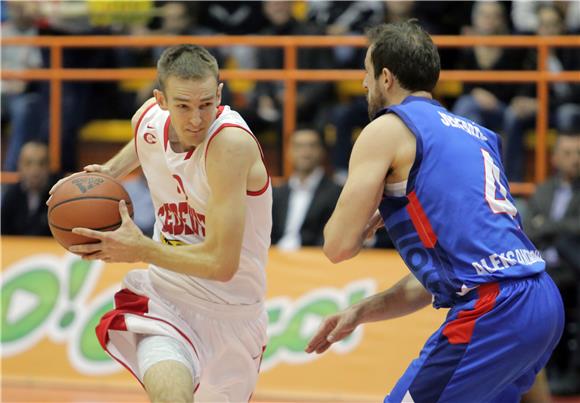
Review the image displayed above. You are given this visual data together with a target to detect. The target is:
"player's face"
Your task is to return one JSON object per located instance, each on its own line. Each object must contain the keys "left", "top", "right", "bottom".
{"left": 363, "top": 46, "right": 387, "bottom": 120}
{"left": 158, "top": 75, "right": 223, "bottom": 148}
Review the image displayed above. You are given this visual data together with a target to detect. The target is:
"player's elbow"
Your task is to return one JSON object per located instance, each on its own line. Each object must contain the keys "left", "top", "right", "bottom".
{"left": 213, "top": 269, "right": 236, "bottom": 282}
{"left": 323, "top": 238, "right": 357, "bottom": 263}
{"left": 212, "top": 256, "right": 239, "bottom": 282}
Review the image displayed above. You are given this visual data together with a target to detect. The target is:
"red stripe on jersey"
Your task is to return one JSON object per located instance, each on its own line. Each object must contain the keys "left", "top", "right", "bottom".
{"left": 163, "top": 115, "right": 171, "bottom": 151}
{"left": 247, "top": 177, "right": 270, "bottom": 196}
{"left": 406, "top": 191, "right": 437, "bottom": 248}
{"left": 133, "top": 102, "right": 157, "bottom": 157}
{"left": 205, "top": 123, "right": 269, "bottom": 196}
{"left": 184, "top": 148, "right": 195, "bottom": 160}
{"left": 442, "top": 283, "right": 499, "bottom": 344}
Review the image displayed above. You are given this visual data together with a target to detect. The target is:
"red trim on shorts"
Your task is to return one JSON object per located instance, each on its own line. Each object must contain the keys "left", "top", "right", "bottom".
{"left": 257, "top": 345, "right": 266, "bottom": 372}
{"left": 163, "top": 115, "right": 171, "bottom": 151}
{"left": 406, "top": 191, "right": 437, "bottom": 248}
{"left": 95, "top": 288, "right": 201, "bottom": 389}
{"left": 204, "top": 123, "right": 270, "bottom": 196}
{"left": 103, "top": 340, "right": 145, "bottom": 389}
{"left": 248, "top": 345, "right": 267, "bottom": 402}
{"left": 133, "top": 102, "right": 157, "bottom": 158}
{"left": 442, "top": 283, "right": 500, "bottom": 344}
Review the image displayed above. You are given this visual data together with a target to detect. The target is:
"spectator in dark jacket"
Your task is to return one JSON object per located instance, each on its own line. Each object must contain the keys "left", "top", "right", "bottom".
{"left": 523, "top": 131, "right": 580, "bottom": 394}
{"left": 272, "top": 128, "right": 342, "bottom": 250}
{"left": 2, "top": 141, "right": 59, "bottom": 236}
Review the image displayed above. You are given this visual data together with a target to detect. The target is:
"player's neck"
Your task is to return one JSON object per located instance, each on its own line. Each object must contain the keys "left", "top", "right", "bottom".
{"left": 168, "top": 126, "right": 195, "bottom": 154}
{"left": 386, "top": 90, "right": 432, "bottom": 107}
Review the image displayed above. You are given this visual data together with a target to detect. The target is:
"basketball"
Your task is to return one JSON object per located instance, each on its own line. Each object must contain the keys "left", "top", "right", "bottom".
{"left": 47, "top": 172, "right": 133, "bottom": 249}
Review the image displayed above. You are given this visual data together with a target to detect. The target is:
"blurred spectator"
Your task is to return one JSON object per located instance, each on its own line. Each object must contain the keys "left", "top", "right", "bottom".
{"left": 2, "top": 1, "right": 48, "bottom": 171}
{"left": 148, "top": 2, "right": 214, "bottom": 62}
{"left": 413, "top": 1, "right": 474, "bottom": 36}
{"left": 503, "top": 4, "right": 580, "bottom": 181}
{"left": 523, "top": 132, "right": 580, "bottom": 394}
{"left": 307, "top": 1, "right": 384, "bottom": 68}
{"left": 1, "top": 141, "right": 59, "bottom": 236}
{"left": 123, "top": 172, "right": 155, "bottom": 237}
{"left": 251, "top": 1, "right": 335, "bottom": 126}
{"left": 197, "top": 1, "right": 268, "bottom": 35}
{"left": 307, "top": 1, "right": 384, "bottom": 36}
{"left": 512, "top": 0, "right": 580, "bottom": 34}
{"left": 134, "top": 2, "right": 231, "bottom": 107}
{"left": 197, "top": 1, "right": 268, "bottom": 70}
{"left": 272, "top": 128, "right": 342, "bottom": 250}
{"left": 29, "top": 0, "right": 124, "bottom": 172}
{"left": 452, "top": 1, "right": 524, "bottom": 132}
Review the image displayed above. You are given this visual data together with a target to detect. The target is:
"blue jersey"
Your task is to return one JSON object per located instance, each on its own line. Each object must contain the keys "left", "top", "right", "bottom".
{"left": 377, "top": 96, "right": 545, "bottom": 308}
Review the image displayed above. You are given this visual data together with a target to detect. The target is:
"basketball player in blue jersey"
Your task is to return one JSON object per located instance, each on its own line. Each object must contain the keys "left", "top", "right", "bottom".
{"left": 306, "top": 21, "right": 564, "bottom": 402}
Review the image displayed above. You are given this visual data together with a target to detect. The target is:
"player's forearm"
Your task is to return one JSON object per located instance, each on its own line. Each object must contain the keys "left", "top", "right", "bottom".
{"left": 141, "top": 238, "right": 237, "bottom": 282}
{"left": 352, "top": 274, "right": 432, "bottom": 325}
{"left": 102, "top": 141, "right": 140, "bottom": 179}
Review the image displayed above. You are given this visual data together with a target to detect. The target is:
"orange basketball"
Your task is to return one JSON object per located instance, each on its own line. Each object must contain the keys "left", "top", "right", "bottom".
{"left": 47, "top": 172, "right": 133, "bottom": 249}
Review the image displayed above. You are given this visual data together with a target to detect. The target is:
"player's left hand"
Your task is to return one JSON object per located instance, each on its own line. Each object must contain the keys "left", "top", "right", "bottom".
{"left": 362, "top": 210, "right": 384, "bottom": 240}
{"left": 305, "top": 307, "right": 359, "bottom": 354}
{"left": 68, "top": 200, "right": 147, "bottom": 263}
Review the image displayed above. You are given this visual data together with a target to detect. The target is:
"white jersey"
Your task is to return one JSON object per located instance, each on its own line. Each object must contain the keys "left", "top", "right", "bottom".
{"left": 134, "top": 103, "right": 272, "bottom": 307}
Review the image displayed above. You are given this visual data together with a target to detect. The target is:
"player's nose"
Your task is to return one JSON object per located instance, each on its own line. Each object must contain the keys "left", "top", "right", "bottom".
{"left": 189, "top": 111, "right": 202, "bottom": 127}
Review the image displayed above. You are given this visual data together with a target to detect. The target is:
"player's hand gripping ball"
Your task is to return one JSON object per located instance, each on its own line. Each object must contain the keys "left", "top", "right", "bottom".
{"left": 47, "top": 172, "right": 133, "bottom": 249}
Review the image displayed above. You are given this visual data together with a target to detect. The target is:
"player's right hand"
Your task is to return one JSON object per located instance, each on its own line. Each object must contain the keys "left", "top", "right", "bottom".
{"left": 47, "top": 164, "right": 113, "bottom": 205}
{"left": 305, "top": 308, "right": 359, "bottom": 354}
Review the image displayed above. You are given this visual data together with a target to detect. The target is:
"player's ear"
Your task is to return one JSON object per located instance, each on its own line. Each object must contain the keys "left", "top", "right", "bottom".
{"left": 381, "top": 67, "right": 394, "bottom": 91}
{"left": 154, "top": 89, "right": 168, "bottom": 111}
{"left": 216, "top": 82, "right": 224, "bottom": 106}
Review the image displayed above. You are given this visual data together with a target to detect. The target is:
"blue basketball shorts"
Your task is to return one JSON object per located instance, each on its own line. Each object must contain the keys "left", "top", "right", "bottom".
{"left": 386, "top": 272, "right": 564, "bottom": 403}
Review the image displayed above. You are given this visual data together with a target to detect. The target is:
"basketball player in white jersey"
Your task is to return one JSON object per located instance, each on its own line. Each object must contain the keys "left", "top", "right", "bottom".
{"left": 52, "top": 45, "right": 272, "bottom": 402}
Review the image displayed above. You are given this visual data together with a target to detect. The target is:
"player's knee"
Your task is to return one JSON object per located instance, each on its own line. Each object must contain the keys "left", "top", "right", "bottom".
{"left": 143, "top": 360, "right": 195, "bottom": 403}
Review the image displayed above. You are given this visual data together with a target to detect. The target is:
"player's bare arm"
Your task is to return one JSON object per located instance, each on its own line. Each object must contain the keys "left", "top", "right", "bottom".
{"left": 323, "top": 114, "right": 413, "bottom": 263}
{"left": 70, "top": 127, "right": 261, "bottom": 282}
{"left": 306, "top": 273, "right": 431, "bottom": 354}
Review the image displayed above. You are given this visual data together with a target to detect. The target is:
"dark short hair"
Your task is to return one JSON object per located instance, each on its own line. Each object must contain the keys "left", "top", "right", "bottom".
{"left": 292, "top": 126, "right": 326, "bottom": 147}
{"left": 157, "top": 44, "right": 219, "bottom": 90}
{"left": 366, "top": 21, "right": 440, "bottom": 92}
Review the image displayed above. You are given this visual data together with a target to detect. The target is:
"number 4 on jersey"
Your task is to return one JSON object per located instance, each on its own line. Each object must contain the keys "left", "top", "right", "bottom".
{"left": 481, "top": 149, "right": 517, "bottom": 217}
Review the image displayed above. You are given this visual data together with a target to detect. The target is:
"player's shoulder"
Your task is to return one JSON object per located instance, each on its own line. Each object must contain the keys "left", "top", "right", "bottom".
{"left": 207, "top": 126, "right": 260, "bottom": 161}
{"left": 210, "top": 126, "right": 258, "bottom": 152}
{"left": 131, "top": 98, "right": 158, "bottom": 128}
{"left": 357, "top": 112, "right": 412, "bottom": 148}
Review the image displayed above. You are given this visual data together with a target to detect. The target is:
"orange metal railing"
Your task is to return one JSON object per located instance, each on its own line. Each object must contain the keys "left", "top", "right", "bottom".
{"left": 1, "top": 35, "right": 579, "bottom": 195}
